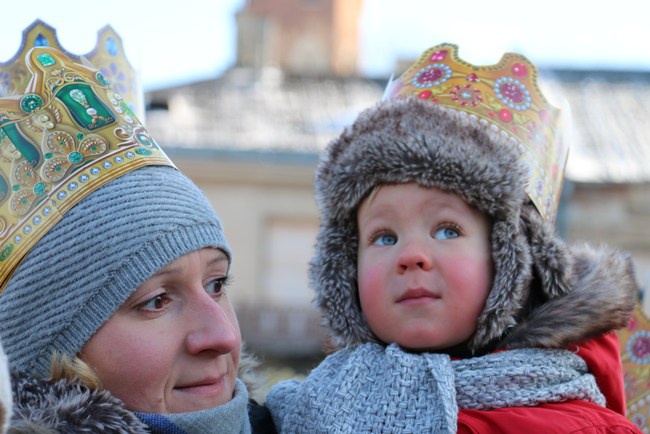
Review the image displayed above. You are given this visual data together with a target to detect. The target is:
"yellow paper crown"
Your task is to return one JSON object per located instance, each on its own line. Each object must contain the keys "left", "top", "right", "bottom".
{"left": 0, "top": 19, "right": 143, "bottom": 120}
{"left": 0, "top": 46, "right": 175, "bottom": 292}
{"left": 618, "top": 303, "right": 650, "bottom": 428}
{"left": 384, "top": 43, "right": 568, "bottom": 222}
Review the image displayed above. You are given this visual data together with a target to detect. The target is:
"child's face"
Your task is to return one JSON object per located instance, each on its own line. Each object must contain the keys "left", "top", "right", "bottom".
{"left": 357, "top": 183, "right": 493, "bottom": 352}
{"left": 81, "top": 247, "right": 241, "bottom": 413}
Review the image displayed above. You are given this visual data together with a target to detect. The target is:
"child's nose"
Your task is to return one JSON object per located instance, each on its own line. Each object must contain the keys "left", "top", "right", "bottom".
{"left": 185, "top": 291, "right": 240, "bottom": 355}
{"left": 397, "top": 240, "right": 433, "bottom": 272}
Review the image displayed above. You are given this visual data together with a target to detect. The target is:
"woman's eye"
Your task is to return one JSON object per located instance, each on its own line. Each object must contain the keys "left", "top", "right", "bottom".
{"left": 434, "top": 226, "right": 460, "bottom": 240}
{"left": 206, "top": 276, "right": 230, "bottom": 296}
{"left": 140, "top": 293, "right": 169, "bottom": 311}
{"left": 372, "top": 233, "right": 398, "bottom": 246}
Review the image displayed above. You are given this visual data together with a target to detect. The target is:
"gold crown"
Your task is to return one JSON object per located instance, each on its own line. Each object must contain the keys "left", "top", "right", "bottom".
{"left": 0, "top": 46, "right": 175, "bottom": 292}
{"left": 0, "top": 19, "right": 144, "bottom": 120}
{"left": 384, "top": 43, "right": 568, "bottom": 222}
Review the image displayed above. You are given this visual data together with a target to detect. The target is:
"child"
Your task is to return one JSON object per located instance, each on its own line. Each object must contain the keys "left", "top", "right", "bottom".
{"left": 266, "top": 44, "right": 641, "bottom": 433}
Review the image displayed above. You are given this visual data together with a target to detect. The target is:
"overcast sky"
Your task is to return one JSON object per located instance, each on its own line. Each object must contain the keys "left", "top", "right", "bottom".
{"left": 2, "top": 0, "right": 649, "bottom": 90}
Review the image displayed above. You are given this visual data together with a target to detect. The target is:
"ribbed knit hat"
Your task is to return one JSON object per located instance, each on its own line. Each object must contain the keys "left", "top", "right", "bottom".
{"left": 0, "top": 165, "right": 230, "bottom": 377}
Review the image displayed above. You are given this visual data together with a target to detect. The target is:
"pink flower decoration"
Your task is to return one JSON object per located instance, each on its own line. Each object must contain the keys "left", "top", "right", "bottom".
{"left": 417, "top": 68, "right": 444, "bottom": 84}
{"left": 430, "top": 50, "right": 448, "bottom": 62}
{"left": 498, "top": 108, "right": 512, "bottom": 123}
{"left": 512, "top": 63, "right": 528, "bottom": 78}
{"left": 633, "top": 335, "right": 650, "bottom": 358}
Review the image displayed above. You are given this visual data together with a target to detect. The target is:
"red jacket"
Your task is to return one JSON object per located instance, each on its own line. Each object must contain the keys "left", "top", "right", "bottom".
{"left": 458, "top": 333, "right": 641, "bottom": 433}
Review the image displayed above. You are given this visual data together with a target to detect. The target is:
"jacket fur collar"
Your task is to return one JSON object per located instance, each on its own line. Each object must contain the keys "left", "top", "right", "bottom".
{"left": 7, "top": 369, "right": 149, "bottom": 433}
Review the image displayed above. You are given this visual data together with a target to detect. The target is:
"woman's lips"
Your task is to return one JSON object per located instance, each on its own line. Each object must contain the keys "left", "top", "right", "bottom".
{"left": 175, "top": 376, "right": 225, "bottom": 396}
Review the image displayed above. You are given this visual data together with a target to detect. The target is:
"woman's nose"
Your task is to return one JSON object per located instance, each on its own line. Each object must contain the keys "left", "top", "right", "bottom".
{"left": 397, "top": 239, "right": 433, "bottom": 273}
{"left": 185, "top": 291, "right": 240, "bottom": 355}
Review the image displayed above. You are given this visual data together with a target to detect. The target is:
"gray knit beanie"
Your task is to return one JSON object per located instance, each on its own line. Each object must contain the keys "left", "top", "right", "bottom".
{"left": 0, "top": 165, "right": 230, "bottom": 378}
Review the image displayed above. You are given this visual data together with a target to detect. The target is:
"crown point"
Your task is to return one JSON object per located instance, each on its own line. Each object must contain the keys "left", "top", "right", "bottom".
{"left": 0, "top": 45, "right": 174, "bottom": 294}
{"left": 383, "top": 43, "right": 566, "bottom": 222}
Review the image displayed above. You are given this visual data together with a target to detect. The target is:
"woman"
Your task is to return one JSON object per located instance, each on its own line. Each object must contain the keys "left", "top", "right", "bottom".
{"left": 0, "top": 46, "right": 275, "bottom": 433}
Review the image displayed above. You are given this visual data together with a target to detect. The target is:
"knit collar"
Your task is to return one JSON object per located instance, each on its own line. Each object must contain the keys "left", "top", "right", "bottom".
{"left": 136, "top": 379, "right": 251, "bottom": 434}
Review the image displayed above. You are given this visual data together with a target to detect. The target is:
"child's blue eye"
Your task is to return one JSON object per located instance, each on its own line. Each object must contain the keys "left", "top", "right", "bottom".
{"left": 434, "top": 227, "right": 460, "bottom": 240}
{"left": 373, "top": 234, "right": 398, "bottom": 246}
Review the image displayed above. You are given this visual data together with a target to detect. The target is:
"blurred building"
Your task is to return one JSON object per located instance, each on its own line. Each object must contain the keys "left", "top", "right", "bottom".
{"left": 235, "top": 0, "right": 362, "bottom": 77}
{"left": 144, "top": 0, "right": 650, "bottom": 358}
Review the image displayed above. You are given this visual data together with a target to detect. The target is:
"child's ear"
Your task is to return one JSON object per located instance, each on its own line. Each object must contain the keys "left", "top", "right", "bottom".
{"left": 521, "top": 204, "right": 574, "bottom": 300}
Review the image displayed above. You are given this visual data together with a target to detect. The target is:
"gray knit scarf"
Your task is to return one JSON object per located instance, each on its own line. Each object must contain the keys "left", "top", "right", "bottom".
{"left": 266, "top": 343, "right": 605, "bottom": 433}
{"left": 136, "top": 379, "right": 251, "bottom": 434}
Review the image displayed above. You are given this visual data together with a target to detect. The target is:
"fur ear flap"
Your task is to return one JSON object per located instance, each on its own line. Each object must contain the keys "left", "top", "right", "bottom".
{"left": 0, "top": 340, "right": 12, "bottom": 434}
{"left": 521, "top": 204, "right": 574, "bottom": 300}
{"left": 469, "top": 216, "right": 532, "bottom": 354}
{"left": 502, "top": 206, "right": 639, "bottom": 349}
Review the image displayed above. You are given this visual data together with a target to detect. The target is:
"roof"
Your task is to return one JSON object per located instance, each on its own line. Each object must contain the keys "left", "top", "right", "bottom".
{"left": 144, "top": 67, "right": 650, "bottom": 184}
{"left": 542, "top": 70, "right": 650, "bottom": 183}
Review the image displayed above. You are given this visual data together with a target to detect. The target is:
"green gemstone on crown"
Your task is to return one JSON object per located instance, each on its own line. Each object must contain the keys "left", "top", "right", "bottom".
{"left": 33, "top": 182, "right": 46, "bottom": 196}
{"left": 0, "top": 244, "right": 14, "bottom": 262}
{"left": 36, "top": 53, "right": 56, "bottom": 67}
{"left": 68, "top": 152, "right": 83, "bottom": 164}
{"left": 76, "top": 132, "right": 84, "bottom": 141}
{"left": 20, "top": 94, "right": 43, "bottom": 113}
{"left": 120, "top": 101, "right": 136, "bottom": 118}
{"left": 135, "top": 147, "right": 152, "bottom": 156}
{"left": 96, "top": 72, "right": 110, "bottom": 86}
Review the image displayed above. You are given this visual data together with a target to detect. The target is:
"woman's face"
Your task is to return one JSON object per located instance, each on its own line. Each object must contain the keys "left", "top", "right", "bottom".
{"left": 81, "top": 247, "right": 241, "bottom": 413}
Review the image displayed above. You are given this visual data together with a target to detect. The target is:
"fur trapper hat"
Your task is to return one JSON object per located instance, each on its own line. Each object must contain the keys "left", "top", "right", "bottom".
{"left": 310, "top": 97, "right": 638, "bottom": 354}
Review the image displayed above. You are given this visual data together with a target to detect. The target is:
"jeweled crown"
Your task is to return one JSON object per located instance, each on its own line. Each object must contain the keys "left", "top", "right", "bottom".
{"left": 0, "top": 46, "right": 175, "bottom": 292}
{"left": 384, "top": 43, "right": 568, "bottom": 222}
{"left": 0, "top": 19, "right": 144, "bottom": 120}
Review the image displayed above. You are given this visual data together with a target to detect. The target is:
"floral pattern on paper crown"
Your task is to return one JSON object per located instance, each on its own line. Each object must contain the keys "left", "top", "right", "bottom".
{"left": 618, "top": 303, "right": 650, "bottom": 429}
{"left": 0, "top": 46, "right": 175, "bottom": 293}
{"left": 383, "top": 43, "right": 568, "bottom": 222}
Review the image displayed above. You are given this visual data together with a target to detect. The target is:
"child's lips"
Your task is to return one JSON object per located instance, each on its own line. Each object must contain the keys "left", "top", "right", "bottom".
{"left": 396, "top": 288, "right": 440, "bottom": 304}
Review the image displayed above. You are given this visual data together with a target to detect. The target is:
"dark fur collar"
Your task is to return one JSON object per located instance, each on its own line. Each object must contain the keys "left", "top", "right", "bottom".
{"left": 503, "top": 243, "right": 638, "bottom": 349}
{"left": 8, "top": 369, "right": 149, "bottom": 433}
